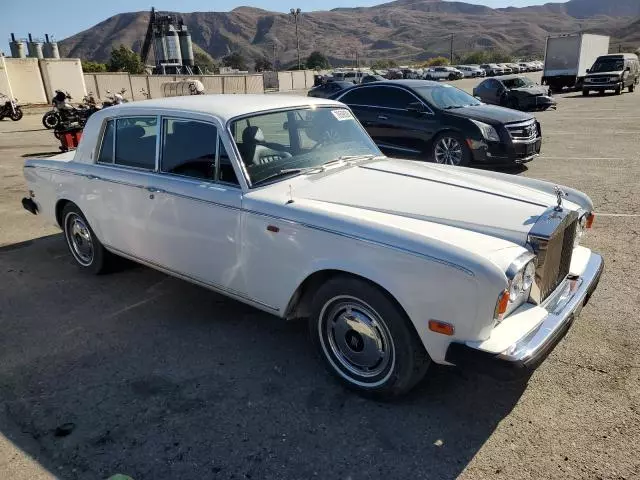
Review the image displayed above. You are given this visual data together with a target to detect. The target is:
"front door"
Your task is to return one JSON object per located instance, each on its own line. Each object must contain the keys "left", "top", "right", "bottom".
{"left": 143, "top": 116, "right": 246, "bottom": 295}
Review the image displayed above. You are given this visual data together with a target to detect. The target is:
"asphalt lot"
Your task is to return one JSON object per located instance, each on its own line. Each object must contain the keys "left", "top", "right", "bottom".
{"left": 0, "top": 80, "right": 639, "bottom": 480}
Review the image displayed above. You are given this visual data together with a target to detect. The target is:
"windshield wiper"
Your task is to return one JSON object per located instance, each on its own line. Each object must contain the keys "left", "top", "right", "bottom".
{"left": 252, "top": 168, "right": 313, "bottom": 186}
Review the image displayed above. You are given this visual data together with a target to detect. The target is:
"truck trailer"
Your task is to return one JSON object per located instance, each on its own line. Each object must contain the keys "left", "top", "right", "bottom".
{"left": 542, "top": 33, "right": 610, "bottom": 92}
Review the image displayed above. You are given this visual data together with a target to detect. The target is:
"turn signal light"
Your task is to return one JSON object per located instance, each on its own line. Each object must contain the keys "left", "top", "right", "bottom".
{"left": 428, "top": 320, "right": 455, "bottom": 336}
{"left": 495, "top": 289, "right": 510, "bottom": 320}
{"left": 586, "top": 213, "right": 595, "bottom": 229}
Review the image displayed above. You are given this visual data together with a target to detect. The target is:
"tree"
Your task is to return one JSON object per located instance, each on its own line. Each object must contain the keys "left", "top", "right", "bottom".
{"left": 423, "top": 56, "right": 450, "bottom": 67}
{"left": 108, "top": 45, "right": 145, "bottom": 74}
{"left": 194, "top": 51, "right": 216, "bottom": 72}
{"left": 370, "top": 58, "right": 397, "bottom": 70}
{"left": 222, "top": 52, "right": 247, "bottom": 71}
{"left": 254, "top": 56, "right": 273, "bottom": 72}
{"left": 82, "top": 61, "right": 107, "bottom": 73}
{"left": 305, "top": 51, "right": 331, "bottom": 70}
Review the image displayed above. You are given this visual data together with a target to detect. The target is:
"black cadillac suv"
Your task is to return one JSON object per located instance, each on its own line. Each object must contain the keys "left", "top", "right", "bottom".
{"left": 333, "top": 80, "right": 542, "bottom": 166}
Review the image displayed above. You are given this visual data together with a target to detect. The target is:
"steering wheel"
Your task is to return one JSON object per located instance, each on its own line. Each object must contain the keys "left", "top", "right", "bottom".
{"left": 310, "top": 128, "right": 341, "bottom": 151}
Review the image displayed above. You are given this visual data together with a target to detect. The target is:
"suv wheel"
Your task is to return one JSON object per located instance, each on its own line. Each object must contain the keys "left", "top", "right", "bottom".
{"left": 629, "top": 84, "right": 635, "bottom": 93}
{"left": 433, "top": 133, "right": 471, "bottom": 167}
{"left": 582, "top": 89, "right": 589, "bottom": 96}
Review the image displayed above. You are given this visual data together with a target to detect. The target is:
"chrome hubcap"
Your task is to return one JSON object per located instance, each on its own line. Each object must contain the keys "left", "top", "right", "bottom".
{"left": 434, "top": 137, "right": 463, "bottom": 165}
{"left": 66, "top": 213, "right": 93, "bottom": 266}
{"left": 320, "top": 296, "right": 394, "bottom": 385}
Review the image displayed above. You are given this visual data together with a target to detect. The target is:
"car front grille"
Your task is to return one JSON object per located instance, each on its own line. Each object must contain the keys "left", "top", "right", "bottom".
{"left": 506, "top": 120, "right": 538, "bottom": 143}
{"left": 589, "top": 77, "right": 609, "bottom": 84}
{"left": 531, "top": 216, "right": 578, "bottom": 302}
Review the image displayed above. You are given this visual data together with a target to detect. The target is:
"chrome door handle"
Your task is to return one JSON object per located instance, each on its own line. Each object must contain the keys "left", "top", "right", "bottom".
{"left": 378, "top": 115, "right": 388, "bottom": 120}
{"left": 146, "top": 186, "right": 164, "bottom": 193}
{"left": 85, "top": 174, "right": 100, "bottom": 180}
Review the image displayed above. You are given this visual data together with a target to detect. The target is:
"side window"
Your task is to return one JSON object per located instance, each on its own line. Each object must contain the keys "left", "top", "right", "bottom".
{"left": 339, "top": 87, "right": 376, "bottom": 105}
{"left": 379, "top": 87, "right": 416, "bottom": 109}
{"left": 217, "top": 139, "right": 239, "bottom": 186}
{"left": 115, "top": 116, "right": 157, "bottom": 170}
{"left": 97, "top": 119, "right": 114, "bottom": 164}
{"left": 161, "top": 118, "right": 217, "bottom": 180}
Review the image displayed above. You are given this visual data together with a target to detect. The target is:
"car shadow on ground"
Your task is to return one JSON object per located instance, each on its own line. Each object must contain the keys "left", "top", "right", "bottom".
{"left": 0, "top": 234, "right": 529, "bottom": 480}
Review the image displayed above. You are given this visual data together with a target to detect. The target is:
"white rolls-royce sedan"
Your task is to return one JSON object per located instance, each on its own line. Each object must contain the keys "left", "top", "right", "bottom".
{"left": 21, "top": 95, "right": 603, "bottom": 398}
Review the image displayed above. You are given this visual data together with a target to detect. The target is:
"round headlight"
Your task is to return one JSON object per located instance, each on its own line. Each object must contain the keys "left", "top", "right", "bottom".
{"left": 509, "top": 270, "right": 524, "bottom": 301}
{"left": 522, "top": 261, "right": 535, "bottom": 291}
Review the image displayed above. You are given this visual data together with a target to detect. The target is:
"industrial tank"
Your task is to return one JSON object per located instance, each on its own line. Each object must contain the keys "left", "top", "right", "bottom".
{"left": 154, "top": 35, "right": 167, "bottom": 63}
{"left": 178, "top": 26, "right": 194, "bottom": 67}
{"left": 162, "top": 80, "right": 205, "bottom": 97}
{"left": 165, "top": 25, "right": 182, "bottom": 64}
{"left": 9, "top": 34, "right": 27, "bottom": 58}
{"left": 43, "top": 34, "right": 60, "bottom": 59}
{"left": 27, "top": 34, "right": 44, "bottom": 59}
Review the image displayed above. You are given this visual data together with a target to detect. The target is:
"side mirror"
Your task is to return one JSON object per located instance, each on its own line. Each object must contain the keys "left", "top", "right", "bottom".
{"left": 406, "top": 101, "right": 425, "bottom": 113}
{"left": 626, "top": 66, "right": 631, "bottom": 72}
{"left": 586, "top": 69, "right": 590, "bottom": 74}
{"left": 474, "top": 95, "right": 482, "bottom": 100}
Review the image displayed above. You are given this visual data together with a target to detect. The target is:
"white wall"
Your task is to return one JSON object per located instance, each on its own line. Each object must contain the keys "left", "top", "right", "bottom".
{"left": 1, "top": 58, "right": 47, "bottom": 104}
{"left": 39, "top": 59, "right": 86, "bottom": 102}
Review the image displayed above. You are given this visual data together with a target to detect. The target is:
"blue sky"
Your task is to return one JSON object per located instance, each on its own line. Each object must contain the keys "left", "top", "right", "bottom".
{"left": 2, "top": 0, "right": 565, "bottom": 54}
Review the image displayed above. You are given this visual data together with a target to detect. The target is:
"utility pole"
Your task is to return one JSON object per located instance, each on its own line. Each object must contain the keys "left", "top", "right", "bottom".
{"left": 290, "top": 8, "right": 302, "bottom": 70}
{"left": 450, "top": 34, "right": 454, "bottom": 63}
{"left": 355, "top": 50, "right": 359, "bottom": 69}
{"left": 272, "top": 42, "right": 278, "bottom": 71}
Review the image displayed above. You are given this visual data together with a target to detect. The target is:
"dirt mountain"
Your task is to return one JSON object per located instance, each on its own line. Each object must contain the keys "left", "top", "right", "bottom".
{"left": 59, "top": 0, "right": 639, "bottom": 67}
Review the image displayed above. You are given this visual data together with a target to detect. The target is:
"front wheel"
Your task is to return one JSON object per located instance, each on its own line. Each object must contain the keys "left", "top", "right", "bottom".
{"left": 582, "top": 89, "right": 589, "bottom": 96}
{"left": 432, "top": 133, "right": 471, "bottom": 167}
{"left": 309, "top": 276, "right": 430, "bottom": 398}
{"left": 62, "top": 204, "right": 110, "bottom": 274}
{"left": 10, "top": 107, "right": 23, "bottom": 121}
{"left": 508, "top": 98, "right": 520, "bottom": 110}
{"left": 42, "top": 111, "right": 59, "bottom": 129}
{"left": 629, "top": 84, "right": 635, "bottom": 93}
{"left": 615, "top": 86, "right": 622, "bottom": 95}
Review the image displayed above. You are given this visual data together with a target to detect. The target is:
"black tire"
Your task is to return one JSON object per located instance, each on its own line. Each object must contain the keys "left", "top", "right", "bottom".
{"left": 582, "top": 89, "right": 589, "bottom": 96}
{"left": 629, "top": 84, "right": 635, "bottom": 93}
{"left": 615, "top": 86, "right": 622, "bottom": 95}
{"left": 598, "top": 90, "right": 605, "bottom": 96}
{"left": 61, "top": 203, "right": 110, "bottom": 274}
{"left": 432, "top": 132, "right": 471, "bottom": 167}
{"left": 309, "top": 275, "right": 430, "bottom": 399}
{"left": 508, "top": 98, "right": 520, "bottom": 110}
{"left": 448, "top": 73, "right": 456, "bottom": 81}
{"left": 10, "top": 107, "right": 23, "bottom": 121}
{"left": 42, "top": 111, "right": 59, "bottom": 129}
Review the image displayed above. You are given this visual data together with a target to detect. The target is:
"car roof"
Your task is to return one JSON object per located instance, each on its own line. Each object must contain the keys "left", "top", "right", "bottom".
{"left": 98, "top": 94, "right": 343, "bottom": 122}
{"left": 370, "top": 79, "right": 441, "bottom": 88}
{"left": 596, "top": 53, "right": 638, "bottom": 60}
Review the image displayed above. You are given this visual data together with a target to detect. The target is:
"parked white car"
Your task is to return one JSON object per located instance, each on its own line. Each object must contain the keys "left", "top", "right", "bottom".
{"left": 456, "top": 65, "right": 485, "bottom": 78}
{"left": 22, "top": 95, "right": 603, "bottom": 398}
{"left": 424, "top": 66, "right": 464, "bottom": 80}
{"left": 480, "top": 63, "right": 506, "bottom": 76}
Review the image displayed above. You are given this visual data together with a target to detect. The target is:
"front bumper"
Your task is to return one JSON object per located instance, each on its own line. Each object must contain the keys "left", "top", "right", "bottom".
{"left": 470, "top": 137, "right": 542, "bottom": 165}
{"left": 583, "top": 81, "right": 623, "bottom": 91}
{"left": 446, "top": 252, "right": 604, "bottom": 373}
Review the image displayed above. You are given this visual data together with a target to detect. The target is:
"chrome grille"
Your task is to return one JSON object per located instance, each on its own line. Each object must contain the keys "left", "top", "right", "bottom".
{"left": 506, "top": 120, "right": 538, "bottom": 143}
{"left": 589, "top": 76, "right": 609, "bottom": 84}
{"left": 528, "top": 209, "right": 578, "bottom": 303}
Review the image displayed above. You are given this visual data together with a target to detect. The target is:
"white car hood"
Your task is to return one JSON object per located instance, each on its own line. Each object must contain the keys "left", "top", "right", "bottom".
{"left": 281, "top": 159, "right": 583, "bottom": 246}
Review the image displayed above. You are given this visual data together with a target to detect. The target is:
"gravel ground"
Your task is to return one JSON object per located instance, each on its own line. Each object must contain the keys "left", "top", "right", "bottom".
{"left": 0, "top": 81, "right": 638, "bottom": 480}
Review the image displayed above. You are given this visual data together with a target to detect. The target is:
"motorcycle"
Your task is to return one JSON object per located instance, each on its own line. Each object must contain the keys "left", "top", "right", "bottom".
{"left": 101, "top": 88, "right": 128, "bottom": 108}
{"left": 0, "top": 93, "right": 23, "bottom": 121}
{"left": 42, "top": 90, "right": 100, "bottom": 130}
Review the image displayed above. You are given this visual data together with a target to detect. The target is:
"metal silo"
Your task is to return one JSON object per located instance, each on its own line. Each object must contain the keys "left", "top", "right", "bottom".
{"left": 178, "top": 25, "right": 194, "bottom": 67}
{"left": 9, "top": 34, "right": 27, "bottom": 58}
{"left": 43, "top": 34, "right": 60, "bottom": 59}
{"left": 165, "top": 25, "right": 182, "bottom": 64}
{"left": 154, "top": 33, "right": 167, "bottom": 64}
{"left": 27, "top": 33, "right": 44, "bottom": 59}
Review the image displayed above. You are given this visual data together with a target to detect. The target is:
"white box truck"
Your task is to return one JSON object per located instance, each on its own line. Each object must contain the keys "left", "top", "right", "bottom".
{"left": 542, "top": 33, "right": 610, "bottom": 92}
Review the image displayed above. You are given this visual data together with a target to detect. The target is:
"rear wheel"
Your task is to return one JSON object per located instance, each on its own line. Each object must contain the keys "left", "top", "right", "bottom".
{"left": 309, "top": 275, "right": 430, "bottom": 399}
{"left": 432, "top": 132, "right": 471, "bottom": 167}
{"left": 62, "top": 204, "right": 110, "bottom": 274}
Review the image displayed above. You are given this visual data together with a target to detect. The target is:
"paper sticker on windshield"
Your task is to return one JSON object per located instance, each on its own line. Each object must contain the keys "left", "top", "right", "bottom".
{"left": 331, "top": 109, "right": 354, "bottom": 121}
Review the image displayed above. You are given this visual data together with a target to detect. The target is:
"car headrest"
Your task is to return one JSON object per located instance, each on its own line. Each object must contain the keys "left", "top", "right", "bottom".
{"left": 242, "top": 126, "right": 264, "bottom": 144}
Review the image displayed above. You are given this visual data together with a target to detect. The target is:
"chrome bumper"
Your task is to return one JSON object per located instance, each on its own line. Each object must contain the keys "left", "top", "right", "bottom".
{"left": 498, "top": 252, "right": 603, "bottom": 366}
{"left": 446, "top": 252, "right": 603, "bottom": 372}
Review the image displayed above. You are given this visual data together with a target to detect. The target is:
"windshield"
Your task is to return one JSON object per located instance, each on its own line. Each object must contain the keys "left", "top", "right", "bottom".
{"left": 591, "top": 59, "right": 624, "bottom": 73}
{"left": 230, "top": 107, "right": 381, "bottom": 186}
{"left": 413, "top": 85, "right": 482, "bottom": 109}
{"left": 502, "top": 77, "right": 536, "bottom": 89}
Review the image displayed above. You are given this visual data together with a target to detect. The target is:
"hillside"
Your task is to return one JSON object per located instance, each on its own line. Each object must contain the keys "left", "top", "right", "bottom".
{"left": 59, "top": 0, "right": 639, "bottom": 66}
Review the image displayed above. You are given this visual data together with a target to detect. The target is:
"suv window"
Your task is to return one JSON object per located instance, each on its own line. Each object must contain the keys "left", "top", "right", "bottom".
{"left": 115, "top": 117, "right": 157, "bottom": 170}
{"left": 161, "top": 119, "right": 217, "bottom": 180}
{"left": 97, "top": 119, "right": 114, "bottom": 164}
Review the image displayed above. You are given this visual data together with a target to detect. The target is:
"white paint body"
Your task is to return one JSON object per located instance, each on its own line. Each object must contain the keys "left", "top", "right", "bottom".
{"left": 23, "top": 95, "right": 599, "bottom": 365}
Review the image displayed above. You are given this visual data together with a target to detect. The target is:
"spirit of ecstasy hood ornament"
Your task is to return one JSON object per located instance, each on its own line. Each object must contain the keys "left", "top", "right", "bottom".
{"left": 554, "top": 186, "right": 568, "bottom": 211}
